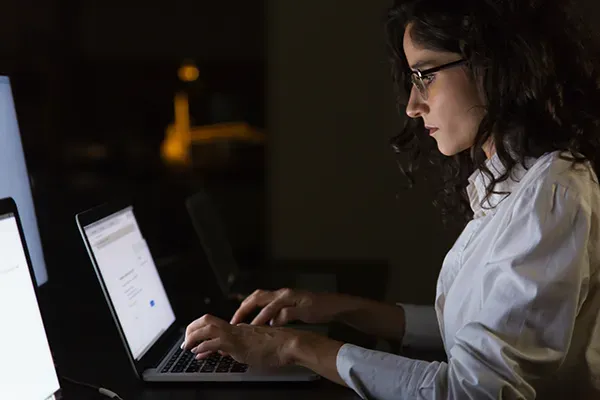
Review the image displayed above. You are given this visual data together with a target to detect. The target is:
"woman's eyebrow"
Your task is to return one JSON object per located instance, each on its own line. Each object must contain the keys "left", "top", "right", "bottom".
{"left": 410, "top": 59, "right": 437, "bottom": 70}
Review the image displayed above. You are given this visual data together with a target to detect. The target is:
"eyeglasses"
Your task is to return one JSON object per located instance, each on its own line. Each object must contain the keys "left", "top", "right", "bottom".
{"left": 410, "top": 59, "right": 467, "bottom": 100}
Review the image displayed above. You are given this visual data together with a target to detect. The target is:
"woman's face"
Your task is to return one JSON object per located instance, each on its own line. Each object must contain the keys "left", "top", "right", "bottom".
{"left": 403, "top": 23, "right": 486, "bottom": 156}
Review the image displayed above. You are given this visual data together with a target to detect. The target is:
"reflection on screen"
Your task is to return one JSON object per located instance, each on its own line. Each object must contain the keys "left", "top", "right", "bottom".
{"left": 0, "top": 213, "right": 60, "bottom": 399}
{"left": 0, "top": 77, "right": 48, "bottom": 285}
{"left": 84, "top": 207, "right": 175, "bottom": 360}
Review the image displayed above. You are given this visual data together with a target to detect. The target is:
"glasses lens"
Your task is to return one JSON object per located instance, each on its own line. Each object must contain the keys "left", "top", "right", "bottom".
{"left": 411, "top": 74, "right": 428, "bottom": 100}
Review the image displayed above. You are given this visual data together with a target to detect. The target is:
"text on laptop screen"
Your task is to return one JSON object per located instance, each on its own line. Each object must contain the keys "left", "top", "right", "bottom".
{"left": 0, "top": 212, "right": 60, "bottom": 400}
{"left": 83, "top": 207, "right": 175, "bottom": 360}
{"left": 0, "top": 77, "right": 48, "bottom": 285}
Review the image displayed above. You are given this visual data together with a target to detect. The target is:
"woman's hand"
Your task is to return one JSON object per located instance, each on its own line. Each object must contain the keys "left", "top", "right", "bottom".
{"left": 182, "top": 313, "right": 347, "bottom": 386}
{"left": 230, "top": 288, "right": 345, "bottom": 326}
{"left": 182, "top": 314, "right": 299, "bottom": 367}
{"left": 230, "top": 288, "right": 406, "bottom": 343}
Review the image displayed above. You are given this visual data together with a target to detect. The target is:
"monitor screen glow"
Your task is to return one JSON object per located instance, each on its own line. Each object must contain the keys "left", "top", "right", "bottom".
{"left": 0, "top": 76, "right": 48, "bottom": 285}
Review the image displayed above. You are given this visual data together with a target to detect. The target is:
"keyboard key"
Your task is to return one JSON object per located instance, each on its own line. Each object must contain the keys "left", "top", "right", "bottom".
{"left": 164, "top": 349, "right": 199, "bottom": 373}
{"left": 231, "top": 363, "right": 248, "bottom": 373}
{"left": 185, "top": 359, "right": 203, "bottom": 372}
{"left": 200, "top": 363, "right": 216, "bottom": 373}
{"left": 170, "top": 349, "right": 182, "bottom": 360}
{"left": 186, "top": 365, "right": 200, "bottom": 373}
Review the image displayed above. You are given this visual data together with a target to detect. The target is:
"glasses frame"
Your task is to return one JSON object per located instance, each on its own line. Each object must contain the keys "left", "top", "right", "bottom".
{"left": 410, "top": 59, "right": 468, "bottom": 100}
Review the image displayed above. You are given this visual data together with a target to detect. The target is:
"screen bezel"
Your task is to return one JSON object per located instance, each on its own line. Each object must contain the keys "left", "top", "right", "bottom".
{"left": 0, "top": 197, "right": 62, "bottom": 399}
{"left": 0, "top": 76, "right": 49, "bottom": 286}
{"left": 75, "top": 200, "right": 180, "bottom": 377}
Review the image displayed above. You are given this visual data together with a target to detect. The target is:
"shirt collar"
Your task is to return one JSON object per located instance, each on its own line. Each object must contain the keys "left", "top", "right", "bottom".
{"left": 467, "top": 153, "right": 535, "bottom": 218}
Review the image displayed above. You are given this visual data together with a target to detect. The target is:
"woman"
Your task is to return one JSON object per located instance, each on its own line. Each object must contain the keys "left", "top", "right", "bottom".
{"left": 182, "top": 0, "right": 600, "bottom": 398}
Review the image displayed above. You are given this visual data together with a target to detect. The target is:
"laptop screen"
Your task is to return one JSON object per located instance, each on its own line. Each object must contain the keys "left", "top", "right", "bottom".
{"left": 0, "top": 212, "right": 60, "bottom": 399}
{"left": 82, "top": 207, "right": 175, "bottom": 360}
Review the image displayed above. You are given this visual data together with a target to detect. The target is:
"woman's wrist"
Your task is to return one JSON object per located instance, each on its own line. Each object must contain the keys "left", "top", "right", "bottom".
{"left": 283, "top": 329, "right": 347, "bottom": 386}
{"left": 328, "top": 293, "right": 367, "bottom": 322}
{"left": 284, "top": 329, "right": 344, "bottom": 369}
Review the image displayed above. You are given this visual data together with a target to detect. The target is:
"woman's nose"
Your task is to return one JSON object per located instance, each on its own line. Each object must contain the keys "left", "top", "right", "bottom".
{"left": 406, "top": 87, "right": 428, "bottom": 119}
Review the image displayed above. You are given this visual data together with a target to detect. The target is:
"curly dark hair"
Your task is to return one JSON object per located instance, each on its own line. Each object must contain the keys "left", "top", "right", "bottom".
{"left": 386, "top": 0, "right": 600, "bottom": 224}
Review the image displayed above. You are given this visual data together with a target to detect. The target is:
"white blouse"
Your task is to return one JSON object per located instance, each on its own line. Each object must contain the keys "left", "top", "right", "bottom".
{"left": 336, "top": 151, "right": 600, "bottom": 399}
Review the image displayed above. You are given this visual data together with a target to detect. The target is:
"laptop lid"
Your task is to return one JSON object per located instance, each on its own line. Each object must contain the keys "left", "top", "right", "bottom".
{"left": 0, "top": 197, "right": 62, "bottom": 399}
{"left": 185, "top": 190, "right": 241, "bottom": 296}
{"left": 76, "top": 201, "right": 179, "bottom": 377}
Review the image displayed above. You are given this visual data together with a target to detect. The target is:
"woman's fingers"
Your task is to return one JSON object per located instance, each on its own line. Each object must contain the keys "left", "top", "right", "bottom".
{"left": 251, "top": 289, "right": 296, "bottom": 325}
{"left": 185, "top": 314, "right": 223, "bottom": 339}
{"left": 230, "top": 289, "right": 276, "bottom": 325}
{"left": 193, "top": 350, "right": 213, "bottom": 360}
{"left": 183, "top": 319, "right": 224, "bottom": 351}
{"left": 271, "top": 307, "right": 294, "bottom": 326}
{"left": 192, "top": 338, "right": 223, "bottom": 359}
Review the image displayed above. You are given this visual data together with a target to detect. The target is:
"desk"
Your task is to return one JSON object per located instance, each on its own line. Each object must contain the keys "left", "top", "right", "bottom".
{"left": 61, "top": 379, "right": 358, "bottom": 400}
{"left": 39, "top": 255, "right": 389, "bottom": 399}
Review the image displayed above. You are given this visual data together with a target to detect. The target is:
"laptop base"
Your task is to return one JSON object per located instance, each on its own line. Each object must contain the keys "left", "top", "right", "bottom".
{"left": 143, "top": 365, "right": 319, "bottom": 382}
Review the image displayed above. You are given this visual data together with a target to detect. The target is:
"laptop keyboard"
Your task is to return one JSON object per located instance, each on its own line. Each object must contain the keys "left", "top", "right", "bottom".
{"left": 161, "top": 347, "right": 249, "bottom": 374}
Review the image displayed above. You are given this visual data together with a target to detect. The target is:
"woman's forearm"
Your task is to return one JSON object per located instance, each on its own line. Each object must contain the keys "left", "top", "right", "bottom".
{"left": 334, "top": 294, "right": 406, "bottom": 342}
{"left": 284, "top": 297, "right": 407, "bottom": 389}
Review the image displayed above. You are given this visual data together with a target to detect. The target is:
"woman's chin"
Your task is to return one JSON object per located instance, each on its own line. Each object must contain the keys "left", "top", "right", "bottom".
{"left": 436, "top": 140, "right": 470, "bottom": 157}
{"left": 437, "top": 144, "right": 459, "bottom": 157}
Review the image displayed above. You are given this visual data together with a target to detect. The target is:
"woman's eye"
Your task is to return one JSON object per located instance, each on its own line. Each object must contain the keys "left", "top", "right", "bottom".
{"left": 422, "top": 75, "right": 435, "bottom": 85}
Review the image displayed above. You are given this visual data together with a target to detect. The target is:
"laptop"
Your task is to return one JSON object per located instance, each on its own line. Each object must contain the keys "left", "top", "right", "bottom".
{"left": 184, "top": 189, "right": 275, "bottom": 298}
{"left": 0, "top": 197, "right": 63, "bottom": 399}
{"left": 75, "top": 201, "right": 319, "bottom": 382}
{"left": 185, "top": 190, "right": 337, "bottom": 299}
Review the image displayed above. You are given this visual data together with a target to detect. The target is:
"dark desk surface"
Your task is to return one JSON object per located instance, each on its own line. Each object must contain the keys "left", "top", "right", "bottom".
{"left": 62, "top": 376, "right": 359, "bottom": 400}
{"left": 39, "top": 255, "right": 391, "bottom": 400}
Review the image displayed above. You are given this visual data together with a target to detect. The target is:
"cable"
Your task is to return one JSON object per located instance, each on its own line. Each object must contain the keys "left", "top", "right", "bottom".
{"left": 59, "top": 374, "right": 125, "bottom": 400}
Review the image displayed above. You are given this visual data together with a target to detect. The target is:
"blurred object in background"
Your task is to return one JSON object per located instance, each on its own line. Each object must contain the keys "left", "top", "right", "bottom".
{"left": 161, "top": 60, "right": 265, "bottom": 170}
{"left": 1, "top": 0, "right": 267, "bottom": 282}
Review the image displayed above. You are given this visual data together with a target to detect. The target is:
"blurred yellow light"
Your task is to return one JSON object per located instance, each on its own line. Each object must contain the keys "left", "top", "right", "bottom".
{"left": 162, "top": 61, "right": 265, "bottom": 167}
{"left": 178, "top": 64, "right": 199, "bottom": 82}
{"left": 161, "top": 131, "right": 189, "bottom": 165}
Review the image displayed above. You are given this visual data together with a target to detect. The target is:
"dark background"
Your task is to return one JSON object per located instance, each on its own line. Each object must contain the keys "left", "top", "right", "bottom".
{"left": 2, "top": 0, "right": 599, "bottom": 397}
{"left": 2, "top": 0, "right": 267, "bottom": 286}
{"left": 4, "top": 0, "right": 449, "bottom": 314}
{"left": 3, "top": 0, "right": 600, "bottom": 324}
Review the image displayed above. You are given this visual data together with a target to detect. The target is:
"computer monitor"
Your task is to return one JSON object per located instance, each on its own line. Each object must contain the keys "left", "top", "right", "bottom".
{"left": 0, "top": 198, "right": 61, "bottom": 399}
{"left": 0, "top": 76, "right": 48, "bottom": 285}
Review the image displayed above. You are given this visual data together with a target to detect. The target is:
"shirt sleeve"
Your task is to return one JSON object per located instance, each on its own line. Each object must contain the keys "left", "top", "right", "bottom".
{"left": 397, "top": 304, "right": 443, "bottom": 349}
{"left": 336, "top": 181, "right": 591, "bottom": 399}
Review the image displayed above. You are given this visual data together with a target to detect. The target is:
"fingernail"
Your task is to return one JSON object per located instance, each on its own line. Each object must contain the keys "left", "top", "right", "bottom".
{"left": 180, "top": 342, "right": 185, "bottom": 349}
{"left": 191, "top": 346, "right": 198, "bottom": 354}
{"left": 195, "top": 354, "right": 203, "bottom": 360}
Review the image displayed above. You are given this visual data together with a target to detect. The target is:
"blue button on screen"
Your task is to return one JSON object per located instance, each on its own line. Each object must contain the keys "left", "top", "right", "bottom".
{"left": 150, "top": 300, "right": 155, "bottom": 307}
